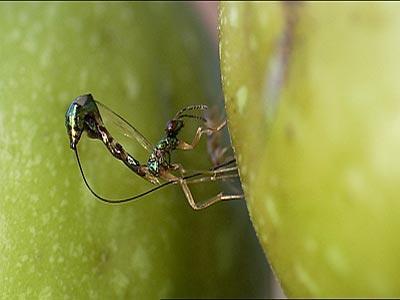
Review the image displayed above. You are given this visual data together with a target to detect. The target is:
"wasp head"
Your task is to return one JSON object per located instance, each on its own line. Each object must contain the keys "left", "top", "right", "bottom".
{"left": 165, "top": 119, "right": 184, "bottom": 138}
{"left": 65, "top": 94, "right": 100, "bottom": 150}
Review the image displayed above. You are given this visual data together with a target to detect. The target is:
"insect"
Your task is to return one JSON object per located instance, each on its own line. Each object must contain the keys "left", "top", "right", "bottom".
{"left": 65, "top": 94, "right": 244, "bottom": 210}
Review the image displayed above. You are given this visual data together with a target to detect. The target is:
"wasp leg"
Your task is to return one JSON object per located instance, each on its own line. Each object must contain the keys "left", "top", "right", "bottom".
{"left": 177, "top": 120, "right": 227, "bottom": 151}
{"left": 179, "top": 165, "right": 243, "bottom": 210}
{"left": 170, "top": 163, "right": 187, "bottom": 175}
{"left": 161, "top": 164, "right": 243, "bottom": 210}
{"left": 179, "top": 178, "right": 243, "bottom": 210}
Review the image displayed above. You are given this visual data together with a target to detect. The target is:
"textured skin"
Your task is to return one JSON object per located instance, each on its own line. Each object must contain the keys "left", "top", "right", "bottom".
{"left": 220, "top": 2, "right": 400, "bottom": 297}
{"left": 0, "top": 3, "right": 269, "bottom": 298}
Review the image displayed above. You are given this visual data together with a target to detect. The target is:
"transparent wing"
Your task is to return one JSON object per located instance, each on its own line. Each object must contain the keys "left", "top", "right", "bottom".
{"left": 95, "top": 100, "right": 153, "bottom": 153}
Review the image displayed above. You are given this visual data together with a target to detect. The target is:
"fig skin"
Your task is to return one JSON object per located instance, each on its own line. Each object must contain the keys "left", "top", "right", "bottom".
{"left": 220, "top": 2, "right": 400, "bottom": 297}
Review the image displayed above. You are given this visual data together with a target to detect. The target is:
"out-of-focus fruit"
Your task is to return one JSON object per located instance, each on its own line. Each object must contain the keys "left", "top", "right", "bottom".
{"left": 220, "top": 2, "right": 400, "bottom": 297}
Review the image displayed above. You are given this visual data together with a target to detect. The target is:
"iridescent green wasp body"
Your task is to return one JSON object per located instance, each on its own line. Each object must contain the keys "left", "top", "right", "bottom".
{"left": 65, "top": 94, "right": 243, "bottom": 210}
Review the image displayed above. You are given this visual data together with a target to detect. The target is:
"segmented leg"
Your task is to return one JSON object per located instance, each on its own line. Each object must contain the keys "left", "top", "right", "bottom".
{"left": 160, "top": 164, "right": 243, "bottom": 210}
{"left": 179, "top": 179, "right": 243, "bottom": 210}
{"left": 177, "top": 120, "right": 227, "bottom": 151}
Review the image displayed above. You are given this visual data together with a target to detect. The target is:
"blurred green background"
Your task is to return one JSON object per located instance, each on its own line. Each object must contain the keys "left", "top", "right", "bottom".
{"left": 0, "top": 2, "right": 275, "bottom": 299}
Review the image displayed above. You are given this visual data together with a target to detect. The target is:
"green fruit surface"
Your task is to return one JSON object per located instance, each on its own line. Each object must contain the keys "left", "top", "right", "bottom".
{"left": 0, "top": 2, "right": 268, "bottom": 298}
{"left": 220, "top": 2, "right": 400, "bottom": 297}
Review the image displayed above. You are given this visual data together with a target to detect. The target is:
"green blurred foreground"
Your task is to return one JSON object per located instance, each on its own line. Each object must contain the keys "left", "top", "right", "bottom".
{"left": 220, "top": 2, "right": 400, "bottom": 297}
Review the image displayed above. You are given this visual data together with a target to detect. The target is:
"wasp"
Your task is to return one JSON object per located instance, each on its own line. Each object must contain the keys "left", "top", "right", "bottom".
{"left": 65, "top": 94, "right": 243, "bottom": 210}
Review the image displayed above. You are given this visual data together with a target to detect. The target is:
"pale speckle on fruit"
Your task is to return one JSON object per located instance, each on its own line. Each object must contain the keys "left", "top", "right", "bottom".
{"left": 68, "top": 242, "right": 77, "bottom": 257}
{"left": 264, "top": 195, "right": 280, "bottom": 227}
{"left": 249, "top": 34, "right": 258, "bottom": 51}
{"left": 112, "top": 269, "right": 130, "bottom": 292}
{"left": 259, "top": 229, "right": 268, "bottom": 245}
{"left": 39, "top": 286, "right": 53, "bottom": 299}
{"left": 89, "top": 33, "right": 100, "bottom": 48}
{"left": 32, "top": 22, "right": 43, "bottom": 34}
{"left": 19, "top": 65, "right": 27, "bottom": 75}
{"left": 40, "top": 49, "right": 51, "bottom": 68}
{"left": 304, "top": 237, "right": 317, "bottom": 254}
{"left": 49, "top": 255, "right": 55, "bottom": 264}
{"left": 23, "top": 38, "right": 37, "bottom": 54}
{"left": 252, "top": 2, "right": 271, "bottom": 25}
{"left": 30, "top": 194, "right": 39, "bottom": 203}
{"left": 49, "top": 186, "right": 57, "bottom": 199}
{"left": 52, "top": 243, "right": 60, "bottom": 252}
{"left": 64, "top": 178, "right": 70, "bottom": 189}
{"left": 294, "top": 263, "right": 320, "bottom": 295}
{"left": 370, "top": 114, "right": 400, "bottom": 181}
{"left": 344, "top": 167, "right": 366, "bottom": 201}
{"left": 131, "top": 245, "right": 151, "bottom": 279}
{"left": 325, "top": 246, "right": 348, "bottom": 275}
{"left": 44, "top": 83, "right": 52, "bottom": 94}
{"left": 235, "top": 85, "right": 248, "bottom": 114}
{"left": 368, "top": 272, "right": 391, "bottom": 295}
{"left": 158, "top": 280, "right": 173, "bottom": 298}
{"left": 229, "top": 6, "right": 239, "bottom": 28}
{"left": 248, "top": 171, "right": 256, "bottom": 185}
{"left": 41, "top": 212, "right": 51, "bottom": 225}
{"left": 29, "top": 226, "right": 36, "bottom": 236}
{"left": 8, "top": 28, "right": 22, "bottom": 43}
{"left": 240, "top": 165, "right": 248, "bottom": 177}
{"left": 219, "top": 5, "right": 227, "bottom": 26}
{"left": 18, "top": 11, "right": 28, "bottom": 24}
{"left": 109, "top": 238, "right": 118, "bottom": 253}
{"left": 257, "top": 214, "right": 266, "bottom": 227}
{"left": 125, "top": 72, "right": 139, "bottom": 98}
{"left": 89, "top": 289, "right": 98, "bottom": 298}
{"left": 8, "top": 78, "right": 18, "bottom": 89}
{"left": 237, "top": 153, "right": 242, "bottom": 163}
{"left": 268, "top": 174, "right": 279, "bottom": 187}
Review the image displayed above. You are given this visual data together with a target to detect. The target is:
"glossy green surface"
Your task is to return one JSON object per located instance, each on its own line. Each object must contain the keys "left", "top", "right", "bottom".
{"left": 0, "top": 3, "right": 268, "bottom": 298}
{"left": 220, "top": 2, "right": 400, "bottom": 297}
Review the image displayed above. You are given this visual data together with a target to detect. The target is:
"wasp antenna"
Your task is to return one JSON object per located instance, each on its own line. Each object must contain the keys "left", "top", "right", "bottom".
{"left": 175, "top": 104, "right": 208, "bottom": 119}
{"left": 177, "top": 114, "right": 207, "bottom": 123}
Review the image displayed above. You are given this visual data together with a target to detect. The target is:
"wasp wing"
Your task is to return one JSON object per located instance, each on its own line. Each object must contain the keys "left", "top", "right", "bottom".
{"left": 95, "top": 100, "right": 153, "bottom": 153}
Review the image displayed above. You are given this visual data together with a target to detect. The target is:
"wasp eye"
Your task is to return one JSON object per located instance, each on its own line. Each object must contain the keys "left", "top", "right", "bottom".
{"left": 166, "top": 120, "right": 175, "bottom": 132}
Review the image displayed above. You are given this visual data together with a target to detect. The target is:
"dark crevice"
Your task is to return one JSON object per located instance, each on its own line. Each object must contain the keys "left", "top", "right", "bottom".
{"left": 263, "top": 1, "right": 302, "bottom": 121}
